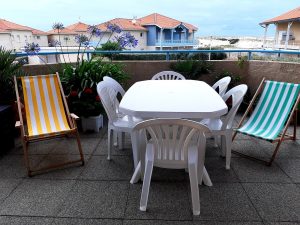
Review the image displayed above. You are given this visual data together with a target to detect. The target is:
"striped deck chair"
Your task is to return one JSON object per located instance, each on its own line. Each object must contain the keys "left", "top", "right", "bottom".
{"left": 14, "top": 73, "right": 84, "bottom": 176}
{"left": 232, "top": 78, "right": 300, "bottom": 165}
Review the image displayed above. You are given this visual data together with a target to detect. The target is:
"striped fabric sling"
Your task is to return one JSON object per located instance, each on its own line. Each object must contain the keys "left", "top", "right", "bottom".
{"left": 237, "top": 81, "right": 300, "bottom": 141}
{"left": 21, "top": 74, "right": 70, "bottom": 137}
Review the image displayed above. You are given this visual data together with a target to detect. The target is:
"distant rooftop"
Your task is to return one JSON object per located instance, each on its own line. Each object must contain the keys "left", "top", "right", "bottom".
{"left": 260, "top": 6, "right": 300, "bottom": 24}
{"left": 0, "top": 19, "right": 47, "bottom": 35}
{"left": 139, "top": 13, "right": 198, "bottom": 32}
{"left": 97, "top": 18, "right": 147, "bottom": 31}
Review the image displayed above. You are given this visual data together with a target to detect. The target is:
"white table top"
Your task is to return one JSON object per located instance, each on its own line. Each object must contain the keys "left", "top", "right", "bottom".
{"left": 119, "top": 80, "right": 228, "bottom": 119}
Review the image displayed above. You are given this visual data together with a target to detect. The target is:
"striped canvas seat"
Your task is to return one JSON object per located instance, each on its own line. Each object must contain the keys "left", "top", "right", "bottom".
{"left": 237, "top": 81, "right": 300, "bottom": 141}
{"left": 21, "top": 74, "right": 71, "bottom": 137}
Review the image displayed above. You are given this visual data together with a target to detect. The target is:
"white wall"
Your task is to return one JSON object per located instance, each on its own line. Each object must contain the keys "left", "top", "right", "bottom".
{"left": 10, "top": 30, "right": 34, "bottom": 51}
{"left": 0, "top": 33, "right": 13, "bottom": 50}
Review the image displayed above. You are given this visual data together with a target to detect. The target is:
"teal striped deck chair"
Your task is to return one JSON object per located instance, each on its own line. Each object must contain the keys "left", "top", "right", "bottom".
{"left": 232, "top": 78, "right": 300, "bottom": 165}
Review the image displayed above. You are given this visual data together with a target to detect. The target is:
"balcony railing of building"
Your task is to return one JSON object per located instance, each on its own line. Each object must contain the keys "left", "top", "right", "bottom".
{"left": 155, "top": 40, "right": 198, "bottom": 46}
{"left": 14, "top": 49, "right": 300, "bottom": 62}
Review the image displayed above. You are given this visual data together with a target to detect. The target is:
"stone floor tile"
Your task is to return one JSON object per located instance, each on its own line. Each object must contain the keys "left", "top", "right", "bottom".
{"left": 0, "top": 216, "right": 53, "bottom": 225}
{"left": 123, "top": 220, "right": 194, "bottom": 225}
{"left": 262, "top": 141, "right": 300, "bottom": 159}
{"left": 50, "top": 137, "right": 100, "bottom": 155}
{"left": 194, "top": 183, "right": 261, "bottom": 221}
{"left": 243, "top": 183, "right": 300, "bottom": 222}
{"left": 0, "top": 154, "right": 45, "bottom": 178}
{"left": 231, "top": 158, "right": 292, "bottom": 183}
{"left": 231, "top": 139, "right": 270, "bottom": 159}
{"left": 0, "top": 179, "right": 75, "bottom": 216}
{"left": 125, "top": 182, "right": 192, "bottom": 220}
{"left": 0, "top": 179, "right": 21, "bottom": 202}
{"left": 276, "top": 159, "right": 300, "bottom": 183}
{"left": 31, "top": 154, "right": 87, "bottom": 180}
{"left": 52, "top": 218, "right": 122, "bottom": 225}
{"left": 204, "top": 157, "right": 239, "bottom": 183}
{"left": 79, "top": 156, "right": 134, "bottom": 181}
{"left": 10, "top": 139, "right": 60, "bottom": 155}
{"left": 58, "top": 180, "right": 128, "bottom": 218}
{"left": 93, "top": 135, "right": 133, "bottom": 156}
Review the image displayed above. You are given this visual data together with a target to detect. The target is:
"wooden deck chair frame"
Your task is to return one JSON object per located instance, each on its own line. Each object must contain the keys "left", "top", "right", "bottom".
{"left": 14, "top": 73, "right": 84, "bottom": 176}
{"left": 232, "top": 77, "right": 300, "bottom": 166}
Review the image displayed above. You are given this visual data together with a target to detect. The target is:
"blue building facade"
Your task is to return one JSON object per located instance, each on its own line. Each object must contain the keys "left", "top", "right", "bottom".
{"left": 144, "top": 23, "right": 197, "bottom": 50}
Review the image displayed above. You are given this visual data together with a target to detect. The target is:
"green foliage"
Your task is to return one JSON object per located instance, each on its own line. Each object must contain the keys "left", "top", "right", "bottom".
{"left": 0, "top": 46, "right": 23, "bottom": 103}
{"left": 214, "top": 70, "right": 241, "bottom": 89}
{"left": 237, "top": 55, "right": 248, "bottom": 69}
{"left": 96, "top": 41, "right": 123, "bottom": 60}
{"left": 186, "top": 47, "right": 227, "bottom": 61}
{"left": 170, "top": 60, "right": 213, "bottom": 80}
{"left": 61, "top": 59, "right": 129, "bottom": 117}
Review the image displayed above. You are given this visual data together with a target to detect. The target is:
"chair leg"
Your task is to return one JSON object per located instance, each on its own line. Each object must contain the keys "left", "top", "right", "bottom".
{"left": 225, "top": 133, "right": 232, "bottom": 170}
{"left": 221, "top": 135, "right": 226, "bottom": 158}
{"left": 75, "top": 130, "right": 85, "bottom": 166}
{"left": 107, "top": 127, "right": 113, "bottom": 160}
{"left": 22, "top": 141, "right": 32, "bottom": 177}
{"left": 140, "top": 157, "right": 154, "bottom": 211}
{"left": 188, "top": 162, "right": 200, "bottom": 216}
{"left": 118, "top": 132, "right": 125, "bottom": 150}
{"left": 113, "top": 131, "right": 118, "bottom": 147}
{"left": 267, "top": 141, "right": 283, "bottom": 166}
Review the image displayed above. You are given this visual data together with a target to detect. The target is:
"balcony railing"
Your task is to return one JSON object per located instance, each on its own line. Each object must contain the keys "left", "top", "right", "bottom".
{"left": 155, "top": 39, "right": 197, "bottom": 46}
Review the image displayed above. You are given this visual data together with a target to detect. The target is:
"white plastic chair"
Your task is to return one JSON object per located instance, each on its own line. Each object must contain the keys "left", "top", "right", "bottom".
{"left": 133, "top": 118, "right": 211, "bottom": 216}
{"left": 103, "top": 76, "right": 126, "bottom": 147}
{"left": 151, "top": 71, "right": 186, "bottom": 80}
{"left": 97, "top": 81, "right": 142, "bottom": 160}
{"left": 212, "top": 76, "right": 231, "bottom": 97}
{"left": 201, "top": 84, "right": 248, "bottom": 169}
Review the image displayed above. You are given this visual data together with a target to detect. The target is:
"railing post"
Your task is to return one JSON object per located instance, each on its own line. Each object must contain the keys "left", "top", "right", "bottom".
{"left": 248, "top": 52, "right": 252, "bottom": 60}
{"left": 87, "top": 53, "right": 90, "bottom": 61}
{"left": 166, "top": 52, "right": 170, "bottom": 61}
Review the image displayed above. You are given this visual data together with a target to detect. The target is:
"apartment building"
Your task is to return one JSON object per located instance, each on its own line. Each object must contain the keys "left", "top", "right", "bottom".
{"left": 0, "top": 19, "right": 48, "bottom": 51}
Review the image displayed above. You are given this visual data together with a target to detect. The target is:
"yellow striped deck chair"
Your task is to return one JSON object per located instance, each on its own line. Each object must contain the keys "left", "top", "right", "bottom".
{"left": 15, "top": 73, "right": 84, "bottom": 176}
{"left": 232, "top": 78, "right": 300, "bottom": 166}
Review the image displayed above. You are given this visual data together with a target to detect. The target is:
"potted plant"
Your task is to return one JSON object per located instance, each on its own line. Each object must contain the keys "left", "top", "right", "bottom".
{"left": 0, "top": 46, "right": 24, "bottom": 151}
{"left": 61, "top": 59, "right": 129, "bottom": 132}
{"left": 24, "top": 22, "right": 136, "bottom": 132}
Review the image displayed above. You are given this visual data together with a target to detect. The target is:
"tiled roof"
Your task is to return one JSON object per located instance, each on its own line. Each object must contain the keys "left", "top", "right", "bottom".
{"left": 65, "top": 22, "right": 89, "bottom": 32}
{"left": 139, "top": 13, "right": 198, "bottom": 32}
{"left": 97, "top": 18, "right": 147, "bottom": 31}
{"left": 0, "top": 19, "right": 33, "bottom": 31}
{"left": 261, "top": 6, "right": 300, "bottom": 24}
{"left": 0, "top": 19, "right": 47, "bottom": 35}
{"left": 47, "top": 28, "right": 77, "bottom": 35}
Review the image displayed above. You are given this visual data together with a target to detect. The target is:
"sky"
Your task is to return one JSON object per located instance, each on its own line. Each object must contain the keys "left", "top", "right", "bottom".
{"left": 1, "top": 0, "right": 299, "bottom": 37}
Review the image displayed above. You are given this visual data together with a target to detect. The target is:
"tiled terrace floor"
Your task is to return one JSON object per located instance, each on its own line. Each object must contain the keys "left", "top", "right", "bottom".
{"left": 0, "top": 120, "right": 299, "bottom": 225}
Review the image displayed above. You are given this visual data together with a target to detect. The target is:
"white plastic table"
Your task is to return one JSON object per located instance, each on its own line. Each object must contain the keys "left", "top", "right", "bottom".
{"left": 120, "top": 80, "right": 228, "bottom": 119}
{"left": 119, "top": 80, "right": 228, "bottom": 185}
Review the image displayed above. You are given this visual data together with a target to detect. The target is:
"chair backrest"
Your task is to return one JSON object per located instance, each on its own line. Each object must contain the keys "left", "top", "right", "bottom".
{"left": 133, "top": 119, "right": 210, "bottom": 166}
{"left": 151, "top": 71, "right": 186, "bottom": 80}
{"left": 221, "top": 84, "right": 248, "bottom": 130}
{"left": 103, "top": 76, "right": 126, "bottom": 96}
{"left": 238, "top": 80, "right": 300, "bottom": 140}
{"left": 97, "top": 81, "right": 118, "bottom": 123}
{"left": 19, "top": 74, "right": 71, "bottom": 137}
{"left": 212, "top": 76, "right": 231, "bottom": 97}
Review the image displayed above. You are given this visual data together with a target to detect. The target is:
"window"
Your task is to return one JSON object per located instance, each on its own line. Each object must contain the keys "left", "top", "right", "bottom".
{"left": 17, "top": 35, "right": 20, "bottom": 42}
{"left": 24, "top": 35, "right": 27, "bottom": 40}
{"left": 36, "top": 36, "right": 41, "bottom": 40}
{"left": 140, "top": 33, "right": 143, "bottom": 37}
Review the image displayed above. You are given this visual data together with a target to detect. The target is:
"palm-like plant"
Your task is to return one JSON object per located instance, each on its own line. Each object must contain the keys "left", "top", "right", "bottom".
{"left": 0, "top": 47, "right": 23, "bottom": 103}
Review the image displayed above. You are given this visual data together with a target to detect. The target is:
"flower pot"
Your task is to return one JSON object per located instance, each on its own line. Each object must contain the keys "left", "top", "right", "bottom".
{"left": 81, "top": 114, "right": 103, "bottom": 133}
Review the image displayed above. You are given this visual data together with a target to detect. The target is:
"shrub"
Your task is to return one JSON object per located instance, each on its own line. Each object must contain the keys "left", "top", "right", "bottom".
{"left": 170, "top": 60, "right": 213, "bottom": 80}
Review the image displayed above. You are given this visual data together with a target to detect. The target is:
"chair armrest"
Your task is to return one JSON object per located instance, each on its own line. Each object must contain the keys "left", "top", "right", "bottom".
{"left": 70, "top": 113, "right": 80, "bottom": 120}
{"left": 15, "top": 121, "right": 21, "bottom": 128}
